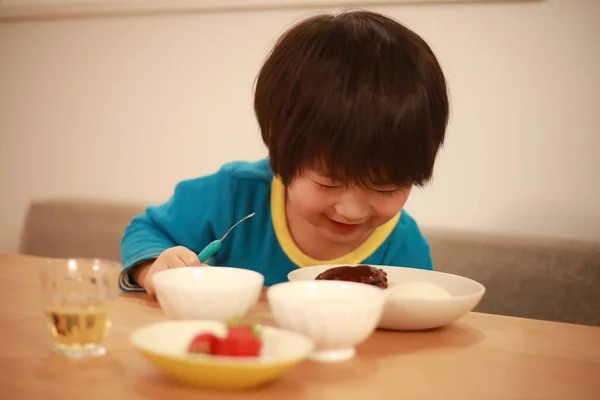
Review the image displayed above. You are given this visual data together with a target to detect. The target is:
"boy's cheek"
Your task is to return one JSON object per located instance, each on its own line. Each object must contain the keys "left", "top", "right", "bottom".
{"left": 289, "top": 186, "right": 335, "bottom": 212}
{"left": 371, "top": 214, "right": 398, "bottom": 228}
{"left": 373, "top": 197, "right": 410, "bottom": 220}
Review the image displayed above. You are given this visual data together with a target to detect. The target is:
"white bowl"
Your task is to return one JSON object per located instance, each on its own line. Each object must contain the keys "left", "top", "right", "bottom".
{"left": 266, "top": 280, "right": 386, "bottom": 362}
{"left": 153, "top": 267, "right": 264, "bottom": 321}
{"left": 288, "top": 265, "right": 485, "bottom": 331}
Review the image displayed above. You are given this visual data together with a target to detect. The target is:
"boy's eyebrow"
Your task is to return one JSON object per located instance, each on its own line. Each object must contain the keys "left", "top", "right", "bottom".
{"left": 315, "top": 170, "right": 339, "bottom": 180}
{"left": 307, "top": 163, "right": 331, "bottom": 177}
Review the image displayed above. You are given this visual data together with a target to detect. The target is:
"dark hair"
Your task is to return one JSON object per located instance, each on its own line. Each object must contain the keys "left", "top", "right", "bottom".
{"left": 254, "top": 10, "right": 449, "bottom": 188}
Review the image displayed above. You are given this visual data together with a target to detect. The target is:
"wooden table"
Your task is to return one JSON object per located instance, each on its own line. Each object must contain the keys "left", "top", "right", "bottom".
{"left": 0, "top": 254, "right": 599, "bottom": 399}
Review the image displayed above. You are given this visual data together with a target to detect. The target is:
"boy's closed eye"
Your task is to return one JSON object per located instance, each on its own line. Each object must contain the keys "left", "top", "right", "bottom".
{"left": 312, "top": 179, "right": 402, "bottom": 197}
{"left": 314, "top": 182, "right": 340, "bottom": 191}
{"left": 375, "top": 188, "right": 401, "bottom": 197}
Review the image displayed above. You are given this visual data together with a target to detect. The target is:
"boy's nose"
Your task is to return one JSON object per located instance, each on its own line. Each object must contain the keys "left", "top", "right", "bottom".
{"left": 334, "top": 199, "right": 369, "bottom": 222}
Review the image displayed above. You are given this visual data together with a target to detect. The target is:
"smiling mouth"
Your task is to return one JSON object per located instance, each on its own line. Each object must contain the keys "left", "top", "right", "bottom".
{"left": 329, "top": 219, "right": 361, "bottom": 232}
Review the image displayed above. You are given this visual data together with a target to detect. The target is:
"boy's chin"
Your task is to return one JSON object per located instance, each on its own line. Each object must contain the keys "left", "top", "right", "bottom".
{"left": 319, "top": 226, "right": 367, "bottom": 245}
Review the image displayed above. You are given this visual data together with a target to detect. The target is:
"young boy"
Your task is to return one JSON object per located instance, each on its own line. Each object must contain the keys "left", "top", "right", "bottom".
{"left": 119, "top": 10, "right": 449, "bottom": 294}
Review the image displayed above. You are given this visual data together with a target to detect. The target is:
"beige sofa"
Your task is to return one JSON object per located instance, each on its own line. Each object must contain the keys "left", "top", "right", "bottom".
{"left": 19, "top": 199, "right": 600, "bottom": 327}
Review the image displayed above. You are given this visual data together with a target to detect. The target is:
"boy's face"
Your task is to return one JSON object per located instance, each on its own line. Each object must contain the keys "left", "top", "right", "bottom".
{"left": 286, "top": 169, "right": 411, "bottom": 246}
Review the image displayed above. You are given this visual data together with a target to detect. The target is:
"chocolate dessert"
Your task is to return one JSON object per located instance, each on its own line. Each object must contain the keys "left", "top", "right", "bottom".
{"left": 315, "top": 265, "right": 388, "bottom": 288}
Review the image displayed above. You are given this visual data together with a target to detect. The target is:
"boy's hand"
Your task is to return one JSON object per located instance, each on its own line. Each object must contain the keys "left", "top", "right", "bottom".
{"left": 133, "top": 246, "right": 204, "bottom": 295}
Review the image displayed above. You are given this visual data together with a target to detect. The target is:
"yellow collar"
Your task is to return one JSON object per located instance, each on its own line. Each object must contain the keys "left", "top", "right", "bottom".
{"left": 270, "top": 176, "right": 400, "bottom": 267}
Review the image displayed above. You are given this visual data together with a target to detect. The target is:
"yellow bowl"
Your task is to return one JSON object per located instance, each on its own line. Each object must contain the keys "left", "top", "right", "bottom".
{"left": 130, "top": 320, "right": 314, "bottom": 391}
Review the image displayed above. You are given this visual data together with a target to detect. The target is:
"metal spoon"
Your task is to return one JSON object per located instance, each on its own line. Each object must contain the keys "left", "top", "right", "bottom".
{"left": 197, "top": 212, "right": 256, "bottom": 263}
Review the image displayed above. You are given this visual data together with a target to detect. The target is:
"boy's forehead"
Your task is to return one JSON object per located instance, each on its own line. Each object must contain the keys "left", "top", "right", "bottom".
{"left": 302, "top": 161, "right": 401, "bottom": 188}
{"left": 304, "top": 159, "right": 357, "bottom": 178}
{"left": 302, "top": 163, "right": 346, "bottom": 180}
{"left": 303, "top": 160, "right": 330, "bottom": 175}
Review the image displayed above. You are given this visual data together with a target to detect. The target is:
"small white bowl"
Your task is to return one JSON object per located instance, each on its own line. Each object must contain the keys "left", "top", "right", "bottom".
{"left": 266, "top": 280, "right": 386, "bottom": 362}
{"left": 153, "top": 267, "right": 264, "bottom": 321}
{"left": 288, "top": 265, "right": 485, "bottom": 331}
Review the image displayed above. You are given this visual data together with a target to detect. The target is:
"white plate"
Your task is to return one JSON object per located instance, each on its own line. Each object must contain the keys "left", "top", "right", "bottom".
{"left": 288, "top": 265, "right": 485, "bottom": 330}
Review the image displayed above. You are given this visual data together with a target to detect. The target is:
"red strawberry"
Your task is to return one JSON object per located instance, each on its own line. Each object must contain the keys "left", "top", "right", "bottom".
{"left": 211, "top": 319, "right": 262, "bottom": 357}
{"left": 227, "top": 324, "right": 255, "bottom": 340}
{"left": 187, "top": 332, "right": 218, "bottom": 354}
{"left": 232, "top": 333, "right": 262, "bottom": 357}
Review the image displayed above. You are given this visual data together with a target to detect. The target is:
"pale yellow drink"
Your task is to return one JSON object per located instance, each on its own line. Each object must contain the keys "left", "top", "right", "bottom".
{"left": 45, "top": 305, "right": 113, "bottom": 348}
{"left": 39, "top": 258, "right": 120, "bottom": 358}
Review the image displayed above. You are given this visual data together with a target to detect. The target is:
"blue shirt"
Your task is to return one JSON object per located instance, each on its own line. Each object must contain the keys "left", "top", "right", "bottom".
{"left": 119, "top": 159, "right": 433, "bottom": 292}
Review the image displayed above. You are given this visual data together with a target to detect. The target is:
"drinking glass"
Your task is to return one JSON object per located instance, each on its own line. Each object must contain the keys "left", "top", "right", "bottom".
{"left": 39, "top": 258, "right": 121, "bottom": 358}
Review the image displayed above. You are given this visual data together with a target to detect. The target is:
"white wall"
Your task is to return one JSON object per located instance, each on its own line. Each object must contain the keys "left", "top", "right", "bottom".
{"left": 0, "top": 0, "right": 599, "bottom": 253}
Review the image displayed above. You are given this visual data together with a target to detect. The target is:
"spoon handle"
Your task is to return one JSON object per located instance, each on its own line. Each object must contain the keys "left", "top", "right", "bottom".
{"left": 198, "top": 240, "right": 222, "bottom": 263}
